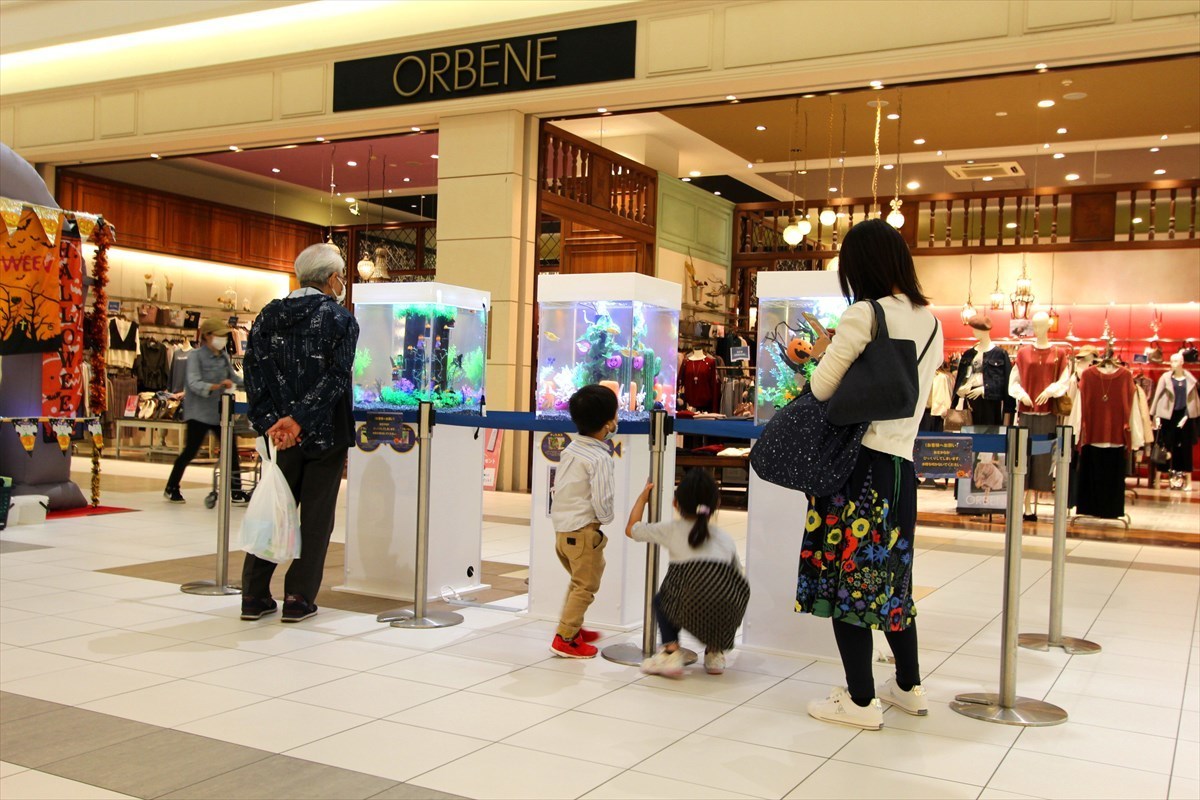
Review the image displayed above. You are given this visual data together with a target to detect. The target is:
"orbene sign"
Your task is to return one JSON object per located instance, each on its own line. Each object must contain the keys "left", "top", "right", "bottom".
{"left": 333, "top": 21, "right": 636, "bottom": 112}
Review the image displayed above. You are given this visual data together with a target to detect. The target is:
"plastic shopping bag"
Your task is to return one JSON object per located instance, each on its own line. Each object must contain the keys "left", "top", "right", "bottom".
{"left": 237, "top": 438, "right": 300, "bottom": 563}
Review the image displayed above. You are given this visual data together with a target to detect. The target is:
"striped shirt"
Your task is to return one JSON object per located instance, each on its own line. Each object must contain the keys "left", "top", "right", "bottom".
{"left": 551, "top": 436, "right": 615, "bottom": 532}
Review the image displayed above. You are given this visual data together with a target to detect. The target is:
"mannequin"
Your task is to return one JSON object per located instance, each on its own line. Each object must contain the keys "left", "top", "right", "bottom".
{"left": 1076, "top": 353, "right": 1142, "bottom": 518}
{"left": 953, "top": 317, "right": 1013, "bottom": 426}
{"left": 1009, "top": 311, "right": 1071, "bottom": 519}
{"left": 1151, "top": 352, "right": 1199, "bottom": 490}
{"left": 679, "top": 347, "right": 719, "bottom": 412}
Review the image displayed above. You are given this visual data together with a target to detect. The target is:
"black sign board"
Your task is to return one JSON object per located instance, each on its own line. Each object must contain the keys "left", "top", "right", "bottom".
{"left": 333, "top": 21, "right": 636, "bottom": 112}
{"left": 914, "top": 436, "right": 974, "bottom": 480}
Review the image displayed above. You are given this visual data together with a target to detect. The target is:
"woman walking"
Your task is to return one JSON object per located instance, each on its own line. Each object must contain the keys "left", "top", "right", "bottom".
{"left": 799, "top": 219, "right": 942, "bottom": 730}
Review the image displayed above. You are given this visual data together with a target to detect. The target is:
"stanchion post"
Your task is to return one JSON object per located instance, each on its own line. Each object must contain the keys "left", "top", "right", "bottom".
{"left": 182, "top": 391, "right": 240, "bottom": 596}
{"left": 602, "top": 410, "right": 696, "bottom": 667}
{"left": 380, "top": 402, "right": 463, "bottom": 629}
{"left": 1019, "top": 425, "right": 1101, "bottom": 655}
{"left": 951, "top": 426, "right": 1067, "bottom": 726}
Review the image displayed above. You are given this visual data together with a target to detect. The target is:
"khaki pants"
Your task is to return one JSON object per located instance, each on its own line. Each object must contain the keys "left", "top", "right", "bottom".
{"left": 555, "top": 523, "right": 607, "bottom": 640}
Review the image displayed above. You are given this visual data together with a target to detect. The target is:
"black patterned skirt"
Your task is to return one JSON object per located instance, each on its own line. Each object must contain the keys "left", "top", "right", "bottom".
{"left": 797, "top": 446, "right": 918, "bottom": 632}
{"left": 658, "top": 559, "right": 750, "bottom": 652}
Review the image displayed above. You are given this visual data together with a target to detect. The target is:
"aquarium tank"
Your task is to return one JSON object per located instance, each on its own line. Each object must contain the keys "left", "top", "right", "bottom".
{"left": 755, "top": 272, "right": 848, "bottom": 426}
{"left": 537, "top": 274, "right": 680, "bottom": 422}
{"left": 351, "top": 283, "right": 489, "bottom": 414}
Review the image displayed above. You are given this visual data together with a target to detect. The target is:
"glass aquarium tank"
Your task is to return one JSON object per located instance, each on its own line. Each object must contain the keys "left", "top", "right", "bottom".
{"left": 537, "top": 273, "right": 680, "bottom": 422}
{"left": 351, "top": 283, "right": 489, "bottom": 413}
{"left": 755, "top": 271, "right": 848, "bottom": 426}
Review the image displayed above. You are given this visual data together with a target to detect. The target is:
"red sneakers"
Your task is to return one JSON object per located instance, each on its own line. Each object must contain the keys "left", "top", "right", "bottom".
{"left": 578, "top": 628, "right": 601, "bottom": 643}
{"left": 550, "top": 634, "right": 598, "bottom": 659}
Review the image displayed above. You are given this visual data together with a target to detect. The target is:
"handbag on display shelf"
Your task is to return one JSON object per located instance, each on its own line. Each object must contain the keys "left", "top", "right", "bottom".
{"left": 826, "top": 300, "right": 940, "bottom": 426}
{"left": 137, "top": 304, "right": 158, "bottom": 325}
{"left": 183, "top": 311, "right": 201, "bottom": 330}
{"left": 944, "top": 404, "right": 973, "bottom": 432}
{"left": 1150, "top": 442, "right": 1172, "bottom": 470}
{"left": 749, "top": 388, "right": 867, "bottom": 496}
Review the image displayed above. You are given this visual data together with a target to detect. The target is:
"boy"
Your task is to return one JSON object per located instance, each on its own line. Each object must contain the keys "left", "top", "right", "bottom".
{"left": 549, "top": 385, "right": 619, "bottom": 658}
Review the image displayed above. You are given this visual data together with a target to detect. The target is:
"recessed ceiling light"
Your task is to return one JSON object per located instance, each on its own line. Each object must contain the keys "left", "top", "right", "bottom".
{"left": 315, "top": 136, "right": 325, "bottom": 142}
{"left": 1150, "top": 147, "right": 1160, "bottom": 152}
{"left": 387, "top": 189, "right": 393, "bottom": 194}
{"left": 801, "top": 93, "right": 816, "bottom": 98}
{"left": 228, "top": 145, "right": 239, "bottom": 151}
{"left": 281, "top": 144, "right": 298, "bottom": 149}
{"left": 1132, "top": 217, "right": 1143, "bottom": 224}
{"left": 982, "top": 176, "right": 993, "bottom": 182}
{"left": 596, "top": 107, "right": 607, "bottom": 113}
{"left": 883, "top": 164, "right": 894, "bottom": 170}
{"left": 886, "top": 113, "right": 900, "bottom": 120}
{"left": 906, "top": 180, "right": 920, "bottom": 190}
{"left": 1062, "top": 92, "right": 1087, "bottom": 101}
{"left": 829, "top": 186, "right": 838, "bottom": 192}
{"left": 347, "top": 160, "right": 357, "bottom": 166}
{"left": 1053, "top": 153, "right": 1065, "bottom": 159}
{"left": 689, "top": 170, "right": 702, "bottom": 177}
{"left": 1161, "top": 134, "right": 1169, "bottom": 140}
{"left": 411, "top": 126, "right": 421, "bottom": 132}
{"left": 995, "top": 111, "right": 1008, "bottom": 117}
{"left": 755, "top": 125, "right": 767, "bottom": 131}
{"left": 403, "top": 177, "right": 411, "bottom": 182}
{"left": 713, "top": 191, "right": 721, "bottom": 196}
{"left": 271, "top": 167, "right": 281, "bottom": 173}
{"left": 869, "top": 80, "right": 883, "bottom": 89}
{"left": 150, "top": 153, "right": 160, "bottom": 159}
{"left": 936, "top": 150, "right": 944, "bottom": 156}
{"left": 345, "top": 197, "right": 356, "bottom": 203}
{"left": 681, "top": 177, "right": 692, "bottom": 182}
{"left": 1065, "top": 173, "right": 1080, "bottom": 181}
{"left": 1056, "top": 127, "right": 1068, "bottom": 134}
{"left": 1037, "top": 99, "right": 1055, "bottom": 108}
{"left": 431, "top": 154, "right": 439, "bottom": 159}
{"left": 725, "top": 95, "right": 736, "bottom": 101}
{"left": 799, "top": 169, "right": 807, "bottom": 175}
{"left": 1035, "top": 62, "right": 1048, "bottom": 70}
{"left": 1006, "top": 222, "right": 1018, "bottom": 229}
{"left": 966, "top": 160, "right": 975, "bottom": 164}
{"left": 1043, "top": 143, "right": 1052, "bottom": 149}
{"left": 747, "top": 163, "right": 754, "bottom": 169}
{"left": 913, "top": 138, "right": 926, "bottom": 145}
{"left": 1154, "top": 169, "right": 1166, "bottom": 175}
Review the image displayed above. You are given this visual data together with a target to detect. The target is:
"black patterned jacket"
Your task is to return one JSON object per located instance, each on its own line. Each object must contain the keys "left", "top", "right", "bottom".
{"left": 244, "top": 293, "right": 359, "bottom": 454}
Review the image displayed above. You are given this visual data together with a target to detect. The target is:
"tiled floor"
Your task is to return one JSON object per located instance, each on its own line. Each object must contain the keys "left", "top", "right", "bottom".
{"left": 0, "top": 456, "right": 1196, "bottom": 799}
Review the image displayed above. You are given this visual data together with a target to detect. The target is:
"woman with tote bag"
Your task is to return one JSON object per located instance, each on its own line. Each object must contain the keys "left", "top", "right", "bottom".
{"left": 798, "top": 220, "right": 943, "bottom": 731}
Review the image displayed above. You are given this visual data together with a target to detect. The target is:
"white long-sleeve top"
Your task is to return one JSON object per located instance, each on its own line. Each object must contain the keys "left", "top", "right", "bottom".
{"left": 810, "top": 295, "right": 943, "bottom": 461}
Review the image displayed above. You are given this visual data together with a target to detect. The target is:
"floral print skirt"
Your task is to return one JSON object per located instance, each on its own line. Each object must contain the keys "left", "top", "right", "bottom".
{"left": 796, "top": 446, "right": 918, "bottom": 632}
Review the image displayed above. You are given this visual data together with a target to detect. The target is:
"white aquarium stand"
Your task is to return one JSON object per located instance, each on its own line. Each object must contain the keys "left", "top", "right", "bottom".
{"left": 337, "top": 281, "right": 490, "bottom": 603}
{"left": 527, "top": 272, "right": 681, "bottom": 630}
{"left": 741, "top": 270, "right": 844, "bottom": 660}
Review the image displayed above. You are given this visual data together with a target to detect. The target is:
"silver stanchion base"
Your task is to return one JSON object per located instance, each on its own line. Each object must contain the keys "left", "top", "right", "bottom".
{"left": 387, "top": 610, "right": 464, "bottom": 629}
{"left": 951, "top": 692, "right": 1068, "bottom": 726}
{"left": 600, "top": 642, "right": 698, "bottom": 667}
{"left": 180, "top": 581, "right": 240, "bottom": 596}
{"left": 1018, "top": 633, "right": 1102, "bottom": 654}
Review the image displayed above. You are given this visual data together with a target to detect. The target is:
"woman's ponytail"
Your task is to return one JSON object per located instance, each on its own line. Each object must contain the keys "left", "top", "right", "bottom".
{"left": 676, "top": 469, "right": 720, "bottom": 549}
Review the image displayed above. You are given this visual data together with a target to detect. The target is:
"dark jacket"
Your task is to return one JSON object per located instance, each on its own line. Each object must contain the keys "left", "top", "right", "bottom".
{"left": 244, "top": 293, "right": 359, "bottom": 454}
{"left": 953, "top": 345, "right": 1015, "bottom": 413}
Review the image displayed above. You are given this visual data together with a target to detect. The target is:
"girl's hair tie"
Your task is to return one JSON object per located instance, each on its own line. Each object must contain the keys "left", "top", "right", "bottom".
{"left": 695, "top": 505, "right": 711, "bottom": 516}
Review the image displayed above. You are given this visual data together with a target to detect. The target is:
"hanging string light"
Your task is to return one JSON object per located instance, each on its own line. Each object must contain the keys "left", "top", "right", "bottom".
{"left": 819, "top": 98, "right": 836, "bottom": 229}
{"left": 871, "top": 95, "right": 883, "bottom": 218}
{"left": 961, "top": 254, "right": 978, "bottom": 324}
{"left": 783, "top": 99, "right": 806, "bottom": 246}
{"left": 797, "top": 111, "right": 812, "bottom": 237}
{"left": 990, "top": 254, "right": 1005, "bottom": 310}
{"left": 1047, "top": 253, "right": 1059, "bottom": 332}
{"left": 324, "top": 144, "right": 340, "bottom": 251}
{"left": 825, "top": 104, "right": 848, "bottom": 271}
{"left": 356, "top": 146, "right": 375, "bottom": 281}
{"left": 372, "top": 158, "right": 388, "bottom": 281}
{"left": 887, "top": 90, "right": 905, "bottom": 228}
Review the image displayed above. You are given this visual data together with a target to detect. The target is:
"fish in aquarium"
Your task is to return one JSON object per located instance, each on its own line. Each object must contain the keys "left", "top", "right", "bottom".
{"left": 755, "top": 300, "right": 844, "bottom": 417}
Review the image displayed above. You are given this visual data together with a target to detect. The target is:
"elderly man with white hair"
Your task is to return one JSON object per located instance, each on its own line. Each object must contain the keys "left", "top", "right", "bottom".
{"left": 240, "top": 243, "right": 359, "bottom": 623}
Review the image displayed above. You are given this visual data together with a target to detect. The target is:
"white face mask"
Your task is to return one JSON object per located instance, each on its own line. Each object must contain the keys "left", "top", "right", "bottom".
{"left": 333, "top": 273, "right": 346, "bottom": 304}
{"left": 209, "top": 335, "right": 228, "bottom": 351}
{"left": 605, "top": 421, "right": 618, "bottom": 440}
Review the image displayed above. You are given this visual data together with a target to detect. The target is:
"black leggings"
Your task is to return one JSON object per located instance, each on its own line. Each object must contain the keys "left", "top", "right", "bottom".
{"left": 167, "top": 419, "right": 241, "bottom": 491}
{"left": 833, "top": 618, "right": 921, "bottom": 705}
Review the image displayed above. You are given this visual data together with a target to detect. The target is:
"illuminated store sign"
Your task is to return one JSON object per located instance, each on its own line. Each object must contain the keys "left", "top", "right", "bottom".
{"left": 333, "top": 21, "right": 636, "bottom": 111}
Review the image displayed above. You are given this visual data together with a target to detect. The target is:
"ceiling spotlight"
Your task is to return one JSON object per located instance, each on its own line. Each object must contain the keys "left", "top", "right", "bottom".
{"left": 913, "top": 138, "right": 926, "bottom": 145}
{"left": 883, "top": 164, "right": 894, "bottom": 170}
{"left": 228, "top": 145, "right": 239, "bottom": 151}
{"left": 966, "top": 160, "right": 975, "bottom": 164}
{"left": 1035, "top": 62, "right": 1048, "bottom": 70}
{"left": 597, "top": 107, "right": 607, "bottom": 113}
{"left": 755, "top": 125, "right": 767, "bottom": 131}
{"left": 347, "top": 160, "right": 358, "bottom": 166}
{"left": 411, "top": 126, "right": 421, "bottom": 132}
{"left": 1056, "top": 127, "right": 1068, "bottom": 134}
{"left": 869, "top": 80, "right": 883, "bottom": 89}
{"left": 1154, "top": 169, "right": 1166, "bottom": 175}
{"left": 1132, "top": 217, "right": 1143, "bottom": 224}
{"left": 886, "top": 113, "right": 900, "bottom": 120}
{"left": 150, "top": 153, "right": 161, "bottom": 159}
{"left": 681, "top": 177, "right": 692, "bottom": 182}
{"left": 689, "top": 170, "right": 702, "bottom": 177}
{"left": 801, "top": 93, "right": 816, "bottom": 98}
{"left": 981, "top": 176, "right": 993, "bottom": 182}
{"left": 747, "top": 163, "right": 754, "bottom": 169}
{"left": 349, "top": 203, "right": 361, "bottom": 216}
{"left": 315, "top": 136, "right": 325, "bottom": 142}
{"left": 1053, "top": 153, "right": 1065, "bottom": 159}
{"left": 936, "top": 150, "right": 944, "bottom": 156}
{"left": 431, "top": 154, "right": 439, "bottom": 159}
{"left": 713, "top": 191, "right": 722, "bottom": 196}
{"left": 1037, "top": 99, "right": 1055, "bottom": 108}
{"left": 403, "top": 177, "right": 411, "bottom": 182}
{"left": 995, "top": 111, "right": 1008, "bottom": 117}
{"left": 1062, "top": 92, "right": 1087, "bottom": 101}
{"left": 271, "top": 167, "right": 281, "bottom": 173}
{"left": 1006, "top": 222, "right": 1018, "bottom": 229}
{"left": 829, "top": 186, "right": 838, "bottom": 192}
{"left": 1065, "top": 173, "right": 1080, "bottom": 181}
{"left": 799, "top": 169, "right": 807, "bottom": 175}
{"left": 906, "top": 180, "right": 920, "bottom": 190}
{"left": 281, "top": 145, "right": 298, "bottom": 149}
{"left": 1161, "top": 134, "right": 1169, "bottom": 140}
{"left": 1150, "top": 147, "right": 1160, "bottom": 152}
{"left": 725, "top": 95, "right": 736, "bottom": 101}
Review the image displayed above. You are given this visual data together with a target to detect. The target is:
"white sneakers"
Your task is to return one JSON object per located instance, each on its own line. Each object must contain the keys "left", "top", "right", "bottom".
{"left": 881, "top": 677, "right": 929, "bottom": 716}
{"left": 807, "top": 687, "right": 884, "bottom": 730}
{"left": 704, "top": 650, "right": 726, "bottom": 674}
{"left": 641, "top": 648, "right": 685, "bottom": 678}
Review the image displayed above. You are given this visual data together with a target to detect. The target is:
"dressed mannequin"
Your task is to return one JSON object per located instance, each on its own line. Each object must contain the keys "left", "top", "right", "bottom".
{"left": 1076, "top": 356, "right": 1142, "bottom": 518}
{"left": 953, "top": 317, "right": 1013, "bottom": 426}
{"left": 1151, "top": 353, "right": 1199, "bottom": 490}
{"left": 1009, "top": 311, "right": 1071, "bottom": 519}
{"left": 679, "top": 347, "right": 719, "bottom": 412}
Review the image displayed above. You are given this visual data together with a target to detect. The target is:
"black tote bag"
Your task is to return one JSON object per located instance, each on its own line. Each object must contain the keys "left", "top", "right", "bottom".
{"left": 827, "top": 299, "right": 939, "bottom": 427}
{"left": 750, "top": 389, "right": 868, "bottom": 496}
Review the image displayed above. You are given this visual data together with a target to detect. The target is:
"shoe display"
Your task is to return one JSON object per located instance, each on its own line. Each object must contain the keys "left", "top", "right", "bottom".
{"left": 549, "top": 634, "right": 598, "bottom": 659}
{"left": 703, "top": 650, "right": 726, "bottom": 675}
{"left": 164, "top": 487, "right": 185, "bottom": 503}
{"left": 240, "top": 596, "right": 278, "bottom": 621}
{"left": 578, "top": 628, "right": 601, "bottom": 643}
{"left": 880, "top": 677, "right": 929, "bottom": 716}
{"left": 281, "top": 594, "right": 318, "bottom": 622}
{"left": 807, "top": 686, "right": 883, "bottom": 730}
{"left": 641, "top": 648, "right": 685, "bottom": 678}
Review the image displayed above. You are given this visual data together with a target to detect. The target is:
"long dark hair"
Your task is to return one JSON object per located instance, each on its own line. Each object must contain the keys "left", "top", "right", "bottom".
{"left": 676, "top": 469, "right": 720, "bottom": 548}
{"left": 836, "top": 219, "right": 930, "bottom": 307}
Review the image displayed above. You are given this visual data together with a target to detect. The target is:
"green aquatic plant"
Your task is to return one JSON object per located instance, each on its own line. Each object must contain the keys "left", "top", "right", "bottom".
{"left": 392, "top": 303, "right": 457, "bottom": 322}
{"left": 353, "top": 348, "right": 372, "bottom": 378}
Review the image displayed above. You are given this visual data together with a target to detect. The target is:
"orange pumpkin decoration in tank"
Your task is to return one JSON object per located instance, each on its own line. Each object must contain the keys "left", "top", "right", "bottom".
{"left": 786, "top": 337, "right": 814, "bottom": 365}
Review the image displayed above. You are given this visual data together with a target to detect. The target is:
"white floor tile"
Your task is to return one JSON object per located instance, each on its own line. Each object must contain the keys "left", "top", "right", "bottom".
{"left": 279, "top": 638, "right": 422, "bottom": 671}
{"left": 68, "top": 601, "right": 191, "bottom": 629}
{"left": 1177, "top": 739, "right": 1200, "bottom": 782}
{"left": 0, "top": 647, "right": 91, "bottom": 682}
{"left": 527, "top": 652, "right": 648, "bottom": 684}
{"left": 105, "top": 641, "right": 266, "bottom": 678}
{"left": 283, "top": 673, "right": 452, "bottom": 718}
{"left": 1181, "top": 710, "right": 1200, "bottom": 743}
{"left": 277, "top": 609, "right": 385, "bottom": 637}
{"left": 354, "top": 624, "right": 485, "bottom": 652}
{"left": 635, "top": 666, "right": 782, "bottom": 705}
{"left": 469, "top": 665, "right": 623, "bottom": 708}
{"left": 505, "top": 710, "right": 686, "bottom": 768}
{"left": 747, "top": 678, "right": 835, "bottom": 715}
{"left": 439, "top": 632, "right": 560, "bottom": 666}
{"left": 882, "top": 700, "right": 1022, "bottom": 747}
{"left": 199, "top": 624, "right": 341, "bottom": 655}
{"left": 0, "top": 616, "right": 110, "bottom": 647}
{"left": 388, "top": 690, "right": 562, "bottom": 740}
{"left": 1043, "top": 690, "right": 1183, "bottom": 738}
{"left": 1015, "top": 720, "right": 1176, "bottom": 774}
{"left": 190, "top": 656, "right": 354, "bottom": 696}
{"left": 0, "top": 770, "right": 137, "bottom": 799}
{"left": 636, "top": 732, "right": 824, "bottom": 799}
{"left": 977, "top": 790, "right": 1043, "bottom": 799}
{"left": 581, "top": 771, "right": 759, "bottom": 799}
{"left": 575, "top": 684, "right": 737, "bottom": 732}
{"left": 697, "top": 703, "right": 858, "bottom": 758}
{"left": 370, "top": 652, "right": 519, "bottom": 689}
{"left": 724, "top": 649, "right": 812, "bottom": 679}
{"left": 127, "top": 613, "right": 251, "bottom": 641}
{"left": 988, "top": 749, "right": 1170, "bottom": 799}
{"left": 833, "top": 727, "right": 1009, "bottom": 786}
{"left": 81, "top": 679, "right": 265, "bottom": 727}
{"left": 29, "top": 630, "right": 182, "bottom": 662}
{"left": 176, "top": 697, "right": 372, "bottom": 752}
{"left": 1052, "top": 668, "right": 1185, "bottom": 709}
{"left": 1169, "top": 777, "right": 1200, "bottom": 800}
{"left": 0, "top": 762, "right": 27, "bottom": 778}
{"left": 285, "top": 719, "right": 488, "bottom": 782}
{"left": 1, "top": 662, "right": 172, "bottom": 705}
{"left": 408, "top": 743, "right": 621, "bottom": 800}
{"left": 786, "top": 760, "right": 981, "bottom": 799}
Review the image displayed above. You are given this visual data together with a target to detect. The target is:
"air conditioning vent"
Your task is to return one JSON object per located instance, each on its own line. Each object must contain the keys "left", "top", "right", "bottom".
{"left": 944, "top": 161, "right": 1026, "bottom": 180}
